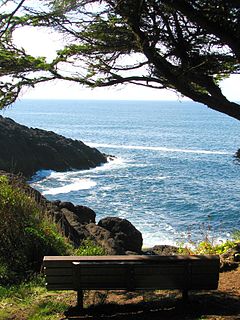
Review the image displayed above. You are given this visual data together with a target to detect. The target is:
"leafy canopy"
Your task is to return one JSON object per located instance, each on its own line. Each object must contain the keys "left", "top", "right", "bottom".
{"left": 0, "top": 0, "right": 240, "bottom": 120}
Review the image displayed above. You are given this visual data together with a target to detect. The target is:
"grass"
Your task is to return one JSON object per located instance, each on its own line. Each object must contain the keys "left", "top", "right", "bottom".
{"left": 0, "top": 276, "right": 71, "bottom": 320}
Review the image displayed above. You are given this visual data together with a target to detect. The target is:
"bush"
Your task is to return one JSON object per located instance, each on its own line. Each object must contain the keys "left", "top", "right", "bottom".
{"left": 178, "top": 232, "right": 240, "bottom": 256}
{"left": 0, "top": 175, "right": 71, "bottom": 285}
{"left": 74, "top": 239, "right": 106, "bottom": 256}
{"left": 194, "top": 239, "right": 237, "bottom": 255}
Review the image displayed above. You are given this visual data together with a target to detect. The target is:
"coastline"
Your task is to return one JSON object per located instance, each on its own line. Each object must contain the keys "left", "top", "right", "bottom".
{"left": 1, "top": 99, "right": 239, "bottom": 248}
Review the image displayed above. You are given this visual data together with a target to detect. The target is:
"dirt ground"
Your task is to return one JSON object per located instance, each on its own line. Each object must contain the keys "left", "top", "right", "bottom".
{"left": 64, "top": 267, "right": 240, "bottom": 320}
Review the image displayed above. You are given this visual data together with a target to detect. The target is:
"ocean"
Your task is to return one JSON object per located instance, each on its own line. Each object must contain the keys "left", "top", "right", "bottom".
{"left": 1, "top": 99, "right": 239, "bottom": 247}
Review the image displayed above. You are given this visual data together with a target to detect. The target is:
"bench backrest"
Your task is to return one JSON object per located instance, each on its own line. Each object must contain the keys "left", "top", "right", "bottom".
{"left": 43, "top": 255, "right": 220, "bottom": 291}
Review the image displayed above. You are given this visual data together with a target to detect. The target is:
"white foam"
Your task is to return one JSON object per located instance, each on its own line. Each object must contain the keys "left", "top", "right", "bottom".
{"left": 42, "top": 178, "right": 96, "bottom": 195}
{"left": 88, "top": 156, "right": 126, "bottom": 172}
{"left": 88, "top": 142, "right": 231, "bottom": 155}
{"left": 47, "top": 171, "right": 78, "bottom": 181}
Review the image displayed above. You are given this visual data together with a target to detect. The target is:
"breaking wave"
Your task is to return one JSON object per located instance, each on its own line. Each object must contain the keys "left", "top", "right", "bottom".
{"left": 88, "top": 143, "right": 231, "bottom": 155}
{"left": 42, "top": 178, "right": 97, "bottom": 195}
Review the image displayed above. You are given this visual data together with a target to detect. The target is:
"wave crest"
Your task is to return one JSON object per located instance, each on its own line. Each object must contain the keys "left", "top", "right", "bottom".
{"left": 42, "top": 178, "right": 96, "bottom": 195}
{"left": 88, "top": 143, "right": 231, "bottom": 155}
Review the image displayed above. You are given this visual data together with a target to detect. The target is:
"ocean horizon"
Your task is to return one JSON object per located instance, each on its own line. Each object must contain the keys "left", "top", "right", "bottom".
{"left": 1, "top": 99, "right": 239, "bottom": 247}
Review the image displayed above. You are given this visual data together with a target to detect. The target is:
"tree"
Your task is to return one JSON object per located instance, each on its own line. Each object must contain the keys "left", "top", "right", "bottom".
{"left": 0, "top": 0, "right": 240, "bottom": 120}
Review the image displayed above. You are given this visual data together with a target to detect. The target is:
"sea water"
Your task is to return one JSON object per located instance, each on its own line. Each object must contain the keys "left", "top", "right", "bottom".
{"left": 1, "top": 99, "right": 239, "bottom": 246}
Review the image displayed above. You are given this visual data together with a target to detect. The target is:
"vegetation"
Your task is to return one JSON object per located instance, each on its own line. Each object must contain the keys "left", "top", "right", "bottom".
{"left": 178, "top": 230, "right": 240, "bottom": 255}
{"left": 74, "top": 239, "right": 106, "bottom": 256}
{"left": 0, "top": 175, "right": 72, "bottom": 285}
{"left": 0, "top": 1, "right": 240, "bottom": 120}
{"left": 0, "top": 175, "right": 105, "bottom": 286}
{"left": 0, "top": 276, "right": 70, "bottom": 320}
{"left": 0, "top": 173, "right": 107, "bottom": 317}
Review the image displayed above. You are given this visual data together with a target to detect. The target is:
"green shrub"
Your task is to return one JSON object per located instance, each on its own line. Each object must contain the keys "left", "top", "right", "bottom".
{"left": 0, "top": 175, "right": 71, "bottom": 284}
{"left": 178, "top": 235, "right": 239, "bottom": 255}
{"left": 194, "top": 239, "right": 236, "bottom": 255}
{"left": 74, "top": 239, "right": 106, "bottom": 256}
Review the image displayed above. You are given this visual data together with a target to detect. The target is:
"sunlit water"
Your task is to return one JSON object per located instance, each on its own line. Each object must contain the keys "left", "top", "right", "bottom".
{"left": 1, "top": 99, "right": 239, "bottom": 246}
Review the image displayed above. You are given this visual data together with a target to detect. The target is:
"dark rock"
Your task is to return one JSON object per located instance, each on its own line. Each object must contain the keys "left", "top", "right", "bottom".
{"left": 235, "top": 149, "right": 240, "bottom": 160}
{"left": 74, "top": 205, "right": 96, "bottom": 224}
{"left": 59, "top": 201, "right": 75, "bottom": 212}
{"left": 60, "top": 208, "right": 91, "bottom": 247}
{"left": 58, "top": 202, "right": 96, "bottom": 224}
{"left": 220, "top": 243, "right": 240, "bottom": 271}
{"left": 85, "top": 223, "right": 124, "bottom": 255}
{"left": 52, "top": 200, "right": 61, "bottom": 206}
{"left": 98, "top": 217, "right": 143, "bottom": 253}
{"left": 144, "top": 245, "right": 179, "bottom": 256}
{"left": 53, "top": 211, "right": 63, "bottom": 223}
{"left": 125, "top": 251, "right": 139, "bottom": 255}
{"left": 220, "top": 261, "right": 239, "bottom": 272}
{"left": 0, "top": 116, "right": 107, "bottom": 178}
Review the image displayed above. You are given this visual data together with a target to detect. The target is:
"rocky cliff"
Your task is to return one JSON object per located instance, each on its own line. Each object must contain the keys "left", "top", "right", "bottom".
{"left": 0, "top": 116, "right": 107, "bottom": 177}
{"left": 0, "top": 171, "right": 143, "bottom": 255}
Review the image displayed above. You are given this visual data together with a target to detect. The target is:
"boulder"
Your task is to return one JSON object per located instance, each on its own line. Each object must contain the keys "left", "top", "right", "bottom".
{"left": 143, "top": 245, "right": 179, "bottom": 256}
{"left": 62, "top": 212, "right": 91, "bottom": 247}
{"left": 85, "top": 223, "right": 124, "bottom": 255}
{"left": 0, "top": 116, "right": 107, "bottom": 178}
{"left": 59, "top": 202, "right": 96, "bottom": 224}
{"left": 98, "top": 217, "right": 143, "bottom": 253}
{"left": 220, "top": 242, "right": 240, "bottom": 271}
{"left": 46, "top": 202, "right": 96, "bottom": 247}
{"left": 74, "top": 205, "right": 96, "bottom": 224}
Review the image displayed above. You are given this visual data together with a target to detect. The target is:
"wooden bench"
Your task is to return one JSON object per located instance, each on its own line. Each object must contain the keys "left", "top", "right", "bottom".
{"left": 43, "top": 255, "right": 220, "bottom": 310}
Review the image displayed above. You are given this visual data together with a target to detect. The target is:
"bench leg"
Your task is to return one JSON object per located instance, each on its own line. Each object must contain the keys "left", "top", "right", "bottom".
{"left": 182, "top": 289, "right": 188, "bottom": 301}
{"left": 77, "top": 290, "right": 84, "bottom": 309}
{"left": 64, "top": 290, "right": 84, "bottom": 317}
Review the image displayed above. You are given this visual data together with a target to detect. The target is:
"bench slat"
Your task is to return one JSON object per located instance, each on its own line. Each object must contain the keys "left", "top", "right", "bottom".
{"left": 44, "top": 268, "right": 73, "bottom": 276}
{"left": 46, "top": 276, "right": 73, "bottom": 284}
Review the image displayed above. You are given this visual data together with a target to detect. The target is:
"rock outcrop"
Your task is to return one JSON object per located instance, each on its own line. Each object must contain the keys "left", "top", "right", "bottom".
{"left": 46, "top": 201, "right": 143, "bottom": 254}
{"left": 98, "top": 217, "right": 143, "bottom": 254}
{"left": 220, "top": 243, "right": 240, "bottom": 271}
{"left": 143, "top": 245, "right": 179, "bottom": 256}
{"left": 0, "top": 116, "right": 107, "bottom": 178}
{"left": 0, "top": 171, "right": 143, "bottom": 255}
